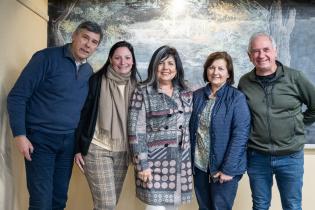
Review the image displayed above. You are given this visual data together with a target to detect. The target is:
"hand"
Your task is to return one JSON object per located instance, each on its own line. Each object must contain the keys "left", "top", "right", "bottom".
{"left": 219, "top": 172, "right": 233, "bottom": 183}
{"left": 213, "top": 171, "right": 233, "bottom": 184}
{"left": 14, "top": 135, "right": 34, "bottom": 161}
{"left": 138, "top": 168, "right": 153, "bottom": 182}
{"left": 74, "top": 153, "right": 85, "bottom": 173}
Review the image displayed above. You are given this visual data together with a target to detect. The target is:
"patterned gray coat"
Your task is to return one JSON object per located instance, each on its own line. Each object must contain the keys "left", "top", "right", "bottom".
{"left": 128, "top": 85, "right": 193, "bottom": 206}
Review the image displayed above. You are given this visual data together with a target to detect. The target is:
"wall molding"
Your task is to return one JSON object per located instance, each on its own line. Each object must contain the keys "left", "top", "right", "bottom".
{"left": 305, "top": 144, "right": 315, "bottom": 149}
{"left": 17, "top": 0, "right": 48, "bottom": 21}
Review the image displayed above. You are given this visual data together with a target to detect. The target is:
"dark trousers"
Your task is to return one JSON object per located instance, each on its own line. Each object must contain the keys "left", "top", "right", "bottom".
{"left": 193, "top": 167, "right": 241, "bottom": 210}
{"left": 25, "top": 130, "right": 75, "bottom": 210}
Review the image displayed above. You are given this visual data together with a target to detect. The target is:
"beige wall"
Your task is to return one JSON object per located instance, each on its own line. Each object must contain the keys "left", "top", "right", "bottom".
{"left": 0, "top": 0, "right": 48, "bottom": 209}
{"left": 0, "top": 1, "right": 315, "bottom": 210}
{"left": 67, "top": 150, "right": 315, "bottom": 210}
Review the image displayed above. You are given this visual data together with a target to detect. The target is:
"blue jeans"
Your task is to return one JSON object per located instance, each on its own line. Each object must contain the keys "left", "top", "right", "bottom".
{"left": 247, "top": 149, "right": 304, "bottom": 210}
{"left": 194, "top": 167, "right": 242, "bottom": 210}
{"left": 25, "top": 130, "right": 75, "bottom": 210}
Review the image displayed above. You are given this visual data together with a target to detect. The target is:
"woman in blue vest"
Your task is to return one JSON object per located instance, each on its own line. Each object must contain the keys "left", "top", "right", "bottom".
{"left": 189, "top": 51, "right": 250, "bottom": 210}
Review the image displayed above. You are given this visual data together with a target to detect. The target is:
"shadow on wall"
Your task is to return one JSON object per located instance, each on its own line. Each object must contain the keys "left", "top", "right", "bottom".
{"left": 0, "top": 83, "right": 14, "bottom": 210}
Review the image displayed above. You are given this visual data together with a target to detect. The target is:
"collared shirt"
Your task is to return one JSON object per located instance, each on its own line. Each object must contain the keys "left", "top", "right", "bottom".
{"left": 75, "top": 59, "right": 87, "bottom": 70}
{"left": 194, "top": 98, "right": 215, "bottom": 172}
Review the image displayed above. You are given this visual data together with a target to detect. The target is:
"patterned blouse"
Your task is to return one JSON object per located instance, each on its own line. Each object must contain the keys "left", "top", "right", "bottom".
{"left": 194, "top": 97, "right": 215, "bottom": 172}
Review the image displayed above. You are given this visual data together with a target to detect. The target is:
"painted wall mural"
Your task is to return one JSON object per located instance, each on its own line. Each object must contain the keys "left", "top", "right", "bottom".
{"left": 48, "top": 0, "right": 315, "bottom": 144}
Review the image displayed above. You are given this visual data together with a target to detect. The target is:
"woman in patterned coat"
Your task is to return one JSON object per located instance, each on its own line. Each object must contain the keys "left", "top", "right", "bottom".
{"left": 128, "top": 46, "right": 193, "bottom": 210}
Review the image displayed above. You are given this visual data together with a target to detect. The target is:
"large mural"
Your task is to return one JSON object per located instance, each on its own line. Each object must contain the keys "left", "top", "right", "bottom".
{"left": 48, "top": 0, "right": 315, "bottom": 144}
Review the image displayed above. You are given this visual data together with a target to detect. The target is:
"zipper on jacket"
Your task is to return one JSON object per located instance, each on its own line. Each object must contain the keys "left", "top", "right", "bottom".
{"left": 264, "top": 75, "right": 283, "bottom": 154}
{"left": 262, "top": 84, "right": 274, "bottom": 154}
{"left": 258, "top": 80, "right": 279, "bottom": 154}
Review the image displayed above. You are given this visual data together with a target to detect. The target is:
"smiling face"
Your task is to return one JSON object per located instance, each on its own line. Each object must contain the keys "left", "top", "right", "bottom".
{"left": 248, "top": 35, "right": 278, "bottom": 76}
{"left": 71, "top": 28, "right": 100, "bottom": 62}
{"left": 110, "top": 47, "right": 134, "bottom": 75}
{"left": 207, "top": 58, "right": 230, "bottom": 89}
{"left": 157, "top": 56, "right": 177, "bottom": 84}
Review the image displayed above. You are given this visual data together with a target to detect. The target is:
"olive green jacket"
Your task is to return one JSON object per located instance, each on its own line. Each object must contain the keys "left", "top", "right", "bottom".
{"left": 238, "top": 61, "right": 315, "bottom": 155}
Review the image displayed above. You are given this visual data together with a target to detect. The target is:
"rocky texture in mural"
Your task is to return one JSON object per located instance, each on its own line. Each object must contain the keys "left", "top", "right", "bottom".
{"left": 48, "top": 0, "right": 315, "bottom": 144}
{"left": 48, "top": 0, "right": 300, "bottom": 84}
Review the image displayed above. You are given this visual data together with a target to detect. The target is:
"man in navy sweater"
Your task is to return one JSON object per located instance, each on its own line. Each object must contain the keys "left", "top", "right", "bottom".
{"left": 7, "top": 21, "right": 103, "bottom": 210}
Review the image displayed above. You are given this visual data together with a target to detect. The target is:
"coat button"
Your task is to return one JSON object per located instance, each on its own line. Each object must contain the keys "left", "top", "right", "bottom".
{"left": 164, "top": 126, "right": 169, "bottom": 130}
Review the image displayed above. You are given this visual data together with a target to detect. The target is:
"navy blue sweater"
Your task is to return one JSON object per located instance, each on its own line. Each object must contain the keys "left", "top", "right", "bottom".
{"left": 7, "top": 44, "right": 93, "bottom": 136}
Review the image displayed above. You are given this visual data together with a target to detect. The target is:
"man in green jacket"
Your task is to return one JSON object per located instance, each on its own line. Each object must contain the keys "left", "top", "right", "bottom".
{"left": 238, "top": 32, "right": 315, "bottom": 210}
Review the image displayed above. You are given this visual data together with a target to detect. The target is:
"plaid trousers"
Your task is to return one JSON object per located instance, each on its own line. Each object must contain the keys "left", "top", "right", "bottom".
{"left": 83, "top": 143, "right": 128, "bottom": 210}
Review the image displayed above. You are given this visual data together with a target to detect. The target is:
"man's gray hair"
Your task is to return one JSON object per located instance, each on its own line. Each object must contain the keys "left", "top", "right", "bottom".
{"left": 248, "top": 32, "right": 277, "bottom": 53}
{"left": 74, "top": 21, "right": 103, "bottom": 44}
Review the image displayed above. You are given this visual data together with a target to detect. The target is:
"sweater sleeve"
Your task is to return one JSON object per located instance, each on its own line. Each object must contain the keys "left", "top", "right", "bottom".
{"left": 7, "top": 51, "right": 48, "bottom": 136}
{"left": 221, "top": 92, "right": 251, "bottom": 176}
{"left": 296, "top": 71, "right": 315, "bottom": 126}
{"left": 128, "top": 87, "right": 149, "bottom": 171}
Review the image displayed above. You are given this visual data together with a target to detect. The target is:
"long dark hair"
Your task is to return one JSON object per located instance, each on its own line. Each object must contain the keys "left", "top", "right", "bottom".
{"left": 142, "top": 45, "right": 187, "bottom": 90}
{"left": 99, "top": 41, "right": 140, "bottom": 82}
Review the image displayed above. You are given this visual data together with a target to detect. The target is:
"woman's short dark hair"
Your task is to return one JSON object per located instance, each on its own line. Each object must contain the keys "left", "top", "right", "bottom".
{"left": 203, "top": 51, "right": 234, "bottom": 85}
{"left": 99, "top": 41, "right": 139, "bottom": 82}
{"left": 142, "top": 45, "right": 187, "bottom": 90}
